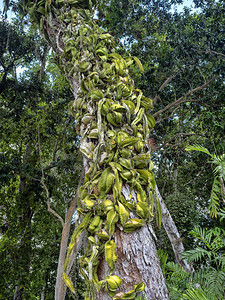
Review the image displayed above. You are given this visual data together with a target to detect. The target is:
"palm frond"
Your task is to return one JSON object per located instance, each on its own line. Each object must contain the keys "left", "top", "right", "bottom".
{"left": 182, "top": 247, "right": 211, "bottom": 263}
{"left": 219, "top": 256, "right": 225, "bottom": 269}
{"left": 166, "top": 261, "right": 188, "bottom": 275}
{"left": 212, "top": 154, "right": 225, "bottom": 179}
{"left": 158, "top": 249, "right": 168, "bottom": 275}
{"left": 209, "top": 177, "right": 221, "bottom": 217}
{"left": 217, "top": 209, "right": 225, "bottom": 221}
{"left": 183, "top": 287, "right": 209, "bottom": 300}
{"left": 168, "top": 286, "right": 184, "bottom": 300}
{"left": 205, "top": 269, "right": 225, "bottom": 299}
{"left": 209, "top": 227, "right": 225, "bottom": 252}
{"left": 189, "top": 226, "right": 212, "bottom": 248}
{"left": 185, "top": 145, "right": 212, "bottom": 157}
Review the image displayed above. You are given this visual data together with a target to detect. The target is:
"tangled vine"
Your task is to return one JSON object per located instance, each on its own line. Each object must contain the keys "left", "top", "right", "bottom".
{"left": 25, "top": 0, "right": 160, "bottom": 299}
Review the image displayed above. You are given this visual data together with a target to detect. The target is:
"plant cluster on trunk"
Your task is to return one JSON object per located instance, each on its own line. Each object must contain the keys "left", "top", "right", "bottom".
{"left": 21, "top": 0, "right": 170, "bottom": 299}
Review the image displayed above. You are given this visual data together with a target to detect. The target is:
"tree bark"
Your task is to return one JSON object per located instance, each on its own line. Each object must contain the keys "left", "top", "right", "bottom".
{"left": 26, "top": 2, "right": 170, "bottom": 299}
{"left": 13, "top": 285, "right": 23, "bottom": 300}
{"left": 54, "top": 168, "right": 84, "bottom": 300}
{"left": 55, "top": 224, "right": 69, "bottom": 300}
{"left": 96, "top": 225, "right": 170, "bottom": 299}
{"left": 155, "top": 184, "right": 194, "bottom": 273}
{"left": 95, "top": 185, "right": 170, "bottom": 299}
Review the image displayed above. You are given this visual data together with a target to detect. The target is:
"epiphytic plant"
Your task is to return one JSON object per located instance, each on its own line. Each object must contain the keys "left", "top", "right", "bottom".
{"left": 22, "top": 0, "right": 158, "bottom": 298}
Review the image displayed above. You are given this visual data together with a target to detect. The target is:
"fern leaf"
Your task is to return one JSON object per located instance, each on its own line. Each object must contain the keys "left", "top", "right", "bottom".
{"left": 157, "top": 249, "right": 168, "bottom": 275}
{"left": 212, "top": 154, "right": 225, "bottom": 179}
{"left": 185, "top": 145, "right": 212, "bottom": 157}
{"left": 209, "top": 177, "right": 221, "bottom": 218}
{"left": 182, "top": 247, "right": 211, "bottom": 263}
{"left": 183, "top": 287, "right": 209, "bottom": 300}
{"left": 205, "top": 269, "right": 225, "bottom": 299}
{"left": 189, "top": 226, "right": 212, "bottom": 248}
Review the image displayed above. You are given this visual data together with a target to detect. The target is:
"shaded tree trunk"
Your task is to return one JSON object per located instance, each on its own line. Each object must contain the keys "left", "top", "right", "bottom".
{"left": 93, "top": 185, "right": 170, "bottom": 299}
{"left": 13, "top": 145, "right": 34, "bottom": 300}
{"left": 14, "top": 285, "right": 23, "bottom": 300}
{"left": 156, "top": 184, "right": 194, "bottom": 273}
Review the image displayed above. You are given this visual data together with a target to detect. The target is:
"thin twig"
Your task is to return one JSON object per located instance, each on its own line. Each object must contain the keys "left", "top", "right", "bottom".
{"left": 157, "top": 132, "right": 206, "bottom": 150}
{"left": 153, "top": 71, "right": 178, "bottom": 105}
{"left": 37, "top": 121, "right": 65, "bottom": 227}
{"left": 153, "top": 76, "right": 218, "bottom": 118}
{"left": 197, "top": 67, "right": 206, "bottom": 83}
{"left": 195, "top": 48, "right": 225, "bottom": 58}
{"left": 183, "top": 171, "right": 203, "bottom": 187}
{"left": 155, "top": 106, "right": 181, "bottom": 125}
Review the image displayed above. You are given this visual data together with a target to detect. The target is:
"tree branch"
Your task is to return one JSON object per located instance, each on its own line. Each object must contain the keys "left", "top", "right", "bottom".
{"left": 153, "top": 76, "right": 218, "bottom": 119}
{"left": 195, "top": 48, "right": 225, "bottom": 58}
{"left": 37, "top": 121, "right": 65, "bottom": 227}
{"left": 155, "top": 184, "right": 194, "bottom": 273}
{"left": 156, "top": 132, "right": 206, "bottom": 150}
{"left": 155, "top": 106, "right": 181, "bottom": 125}
{"left": 65, "top": 166, "right": 84, "bottom": 225}
{"left": 55, "top": 165, "right": 85, "bottom": 300}
{"left": 153, "top": 71, "right": 179, "bottom": 105}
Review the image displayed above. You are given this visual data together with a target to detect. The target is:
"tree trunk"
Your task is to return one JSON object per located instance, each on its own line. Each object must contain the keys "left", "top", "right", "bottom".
{"left": 13, "top": 145, "right": 33, "bottom": 300}
{"left": 13, "top": 285, "right": 23, "bottom": 300}
{"left": 55, "top": 225, "right": 69, "bottom": 300}
{"left": 94, "top": 185, "right": 170, "bottom": 299}
{"left": 97, "top": 226, "right": 169, "bottom": 300}
{"left": 156, "top": 184, "right": 194, "bottom": 273}
{"left": 25, "top": 1, "right": 170, "bottom": 299}
{"left": 55, "top": 168, "right": 84, "bottom": 300}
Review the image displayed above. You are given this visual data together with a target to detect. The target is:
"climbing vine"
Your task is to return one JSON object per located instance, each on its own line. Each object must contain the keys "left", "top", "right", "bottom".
{"left": 24, "top": 0, "right": 159, "bottom": 299}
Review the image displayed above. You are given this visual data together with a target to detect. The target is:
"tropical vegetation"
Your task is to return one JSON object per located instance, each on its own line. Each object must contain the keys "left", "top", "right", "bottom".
{"left": 0, "top": 0, "right": 224, "bottom": 299}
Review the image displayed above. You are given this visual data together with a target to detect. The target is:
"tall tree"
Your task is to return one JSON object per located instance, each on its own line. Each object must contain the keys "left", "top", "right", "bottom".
{"left": 3, "top": 0, "right": 224, "bottom": 299}
{"left": 14, "top": 0, "right": 170, "bottom": 299}
{"left": 0, "top": 17, "right": 83, "bottom": 299}
{"left": 101, "top": 0, "right": 225, "bottom": 258}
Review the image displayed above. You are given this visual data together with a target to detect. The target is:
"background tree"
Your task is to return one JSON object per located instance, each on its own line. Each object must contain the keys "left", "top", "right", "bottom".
{"left": 1, "top": 0, "right": 224, "bottom": 299}
{"left": 100, "top": 0, "right": 225, "bottom": 258}
{"left": 0, "top": 16, "right": 84, "bottom": 299}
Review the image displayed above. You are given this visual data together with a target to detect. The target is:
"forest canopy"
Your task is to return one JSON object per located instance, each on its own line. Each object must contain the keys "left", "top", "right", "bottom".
{"left": 0, "top": 0, "right": 224, "bottom": 299}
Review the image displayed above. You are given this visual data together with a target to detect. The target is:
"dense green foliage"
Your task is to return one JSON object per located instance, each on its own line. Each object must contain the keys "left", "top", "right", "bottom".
{"left": 0, "top": 17, "right": 83, "bottom": 299}
{"left": 100, "top": 0, "right": 225, "bottom": 257}
{"left": 159, "top": 223, "right": 225, "bottom": 299}
{"left": 0, "top": 0, "right": 224, "bottom": 299}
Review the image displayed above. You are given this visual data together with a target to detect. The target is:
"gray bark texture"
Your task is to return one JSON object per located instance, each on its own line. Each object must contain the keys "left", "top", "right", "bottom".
{"left": 55, "top": 226, "right": 69, "bottom": 300}
{"left": 95, "top": 186, "right": 170, "bottom": 300}
{"left": 156, "top": 185, "right": 194, "bottom": 273}
{"left": 96, "top": 225, "right": 170, "bottom": 300}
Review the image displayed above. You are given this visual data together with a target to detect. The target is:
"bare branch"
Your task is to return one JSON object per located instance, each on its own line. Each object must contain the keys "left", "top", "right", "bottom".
{"left": 156, "top": 132, "right": 206, "bottom": 150}
{"left": 153, "top": 71, "right": 178, "bottom": 105}
{"left": 197, "top": 67, "right": 206, "bottom": 83}
{"left": 183, "top": 171, "right": 203, "bottom": 187}
{"left": 155, "top": 106, "right": 181, "bottom": 125}
{"left": 196, "top": 48, "right": 225, "bottom": 58}
{"left": 37, "top": 121, "right": 65, "bottom": 227}
{"left": 153, "top": 76, "right": 218, "bottom": 119}
{"left": 55, "top": 165, "right": 85, "bottom": 299}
